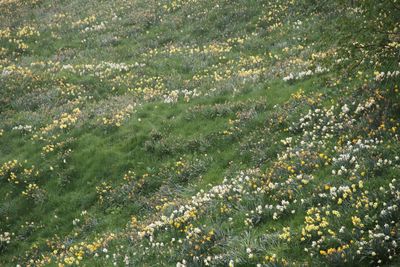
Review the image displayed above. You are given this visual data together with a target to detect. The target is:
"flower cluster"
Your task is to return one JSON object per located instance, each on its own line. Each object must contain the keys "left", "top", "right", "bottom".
{"left": 12, "top": 124, "right": 33, "bottom": 134}
{"left": 0, "top": 25, "right": 40, "bottom": 55}
{"left": 0, "top": 159, "right": 45, "bottom": 204}
{"left": 101, "top": 104, "right": 135, "bottom": 127}
{"left": 283, "top": 65, "right": 329, "bottom": 82}
{"left": 0, "top": 232, "right": 14, "bottom": 252}
{"left": 96, "top": 170, "right": 146, "bottom": 207}
{"left": 21, "top": 183, "right": 46, "bottom": 204}
{"left": 38, "top": 108, "right": 81, "bottom": 136}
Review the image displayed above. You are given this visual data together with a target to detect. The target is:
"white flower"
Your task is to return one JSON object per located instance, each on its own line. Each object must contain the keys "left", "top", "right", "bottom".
{"left": 341, "top": 104, "right": 350, "bottom": 114}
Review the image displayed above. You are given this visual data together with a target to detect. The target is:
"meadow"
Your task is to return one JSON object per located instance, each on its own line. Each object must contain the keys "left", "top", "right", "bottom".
{"left": 0, "top": 0, "right": 399, "bottom": 266}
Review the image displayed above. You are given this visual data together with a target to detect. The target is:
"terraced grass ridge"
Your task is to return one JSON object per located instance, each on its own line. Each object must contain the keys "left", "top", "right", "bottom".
{"left": 0, "top": 0, "right": 399, "bottom": 266}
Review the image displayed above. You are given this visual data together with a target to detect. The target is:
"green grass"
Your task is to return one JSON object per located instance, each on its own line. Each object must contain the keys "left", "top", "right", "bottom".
{"left": 0, "top": 0, "right": 399, "bottom": 266}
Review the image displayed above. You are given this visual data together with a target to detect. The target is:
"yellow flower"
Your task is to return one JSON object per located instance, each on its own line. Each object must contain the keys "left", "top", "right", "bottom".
{"left": 351, "top": 216, "right": 364, "bottom": 227}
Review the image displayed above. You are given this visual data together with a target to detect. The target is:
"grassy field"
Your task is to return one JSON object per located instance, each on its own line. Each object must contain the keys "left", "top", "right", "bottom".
{"left": 0, "top": 0, "right": 399, "bottom": 266}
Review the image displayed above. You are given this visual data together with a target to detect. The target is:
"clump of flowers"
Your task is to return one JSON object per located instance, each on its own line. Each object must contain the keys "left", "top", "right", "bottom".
{"left": 0, "top": 231, "right": 14, "bottom": 252}
{"left": 101, "top": 104, "right": 134, "bottom": 127}
{"left": 96, "top": 170, "right": 146, "bottom": 208}
{"left": 21, "top": 183, "right": 46, "bottom": 204}
{"left": 0, "top": 25, "right": 40, "bottom": 56}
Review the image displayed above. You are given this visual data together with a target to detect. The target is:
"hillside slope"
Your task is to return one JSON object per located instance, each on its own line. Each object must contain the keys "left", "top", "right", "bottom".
{"left": 0, "top": 0, "right": 399, "bottom": 266}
